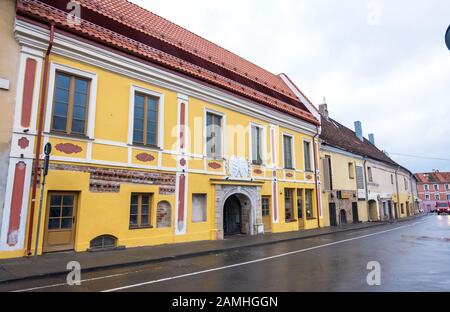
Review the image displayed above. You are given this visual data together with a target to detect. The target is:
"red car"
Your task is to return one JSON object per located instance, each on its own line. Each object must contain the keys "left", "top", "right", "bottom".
{"left": 436, "top": 202, "right": 450, "bottom": 215}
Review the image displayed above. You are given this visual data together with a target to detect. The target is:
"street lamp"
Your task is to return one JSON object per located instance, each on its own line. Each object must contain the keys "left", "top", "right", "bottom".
{"left": 34, "top": 142, "right": 52, "bottom": 256}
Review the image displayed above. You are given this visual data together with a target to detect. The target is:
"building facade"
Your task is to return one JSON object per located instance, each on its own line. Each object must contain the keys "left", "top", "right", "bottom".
{"left": 319, "top": 104, "right": 418, "bottom": 226}
{"left": 0, "top": 0, "right": 21, "bottom": 248}
{"left": 0, "top": 0, "right": 322, "bottom": 259}
{"left": 415, "top": 171, "right": 450, "bottom": 212}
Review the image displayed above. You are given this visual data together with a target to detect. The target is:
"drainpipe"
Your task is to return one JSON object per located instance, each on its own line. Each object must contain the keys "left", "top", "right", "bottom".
{"left": 394, "top": 166, "right": 401, "bottom": 220}
{"left": 363, "top": 157, "right": 370, "bottom": 220}
{"left": 26, "top": 23, "right": 55, "bottom": 256}
{"left": 312, "top": 125, "right": 321, "bottom": 228}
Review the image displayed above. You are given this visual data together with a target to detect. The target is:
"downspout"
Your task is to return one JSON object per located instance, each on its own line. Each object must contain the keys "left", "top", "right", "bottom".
{"left": 363, "top": 157, "right": 370, "bottom": 220}
{"left": 394, "top": 166, "right": 400, "bottom": 220}
{"left": 26, "top": 23, "right": 55, "bottom": 256}
{"left": 312, "top": 125, "right": 321, "bottom": 228}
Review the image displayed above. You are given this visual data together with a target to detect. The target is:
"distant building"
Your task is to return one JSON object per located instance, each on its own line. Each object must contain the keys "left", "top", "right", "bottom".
{"left": 415, "top": 171, "right": 450, "bottom": 212}
{"left": 319, "top": 103, "right": 419, "bottom": 226}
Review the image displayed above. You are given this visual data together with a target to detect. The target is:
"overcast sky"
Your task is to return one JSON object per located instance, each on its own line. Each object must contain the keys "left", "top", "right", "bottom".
{"left": 129, "top": 0, "right": 450, "bottom": 173}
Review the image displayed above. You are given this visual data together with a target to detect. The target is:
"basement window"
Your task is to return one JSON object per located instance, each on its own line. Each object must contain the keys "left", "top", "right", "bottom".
{"left": 89, "top": 235, "right": 117, "bottom": 250}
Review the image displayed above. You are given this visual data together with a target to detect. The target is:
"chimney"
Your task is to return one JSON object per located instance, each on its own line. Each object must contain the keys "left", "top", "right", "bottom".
{"left": 368, "top": 133, "right": 375, "bottom": 145}
{"left": 354, "top": 121, "right": 363, "bottom": 142}
{"left": 319, "top": 102, "right": 329, "bottom": 119}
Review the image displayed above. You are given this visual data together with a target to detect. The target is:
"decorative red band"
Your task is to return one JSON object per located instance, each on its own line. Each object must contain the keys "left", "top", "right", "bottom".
{"left": 7, "top": 162, "right": 26, "bottom": 246}
{"left": 21, "top": 58, "right": 37, "bottom": 128}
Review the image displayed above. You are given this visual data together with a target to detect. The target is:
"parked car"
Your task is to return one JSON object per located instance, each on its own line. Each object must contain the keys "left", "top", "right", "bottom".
{"left": 435, "top": 202, "right": 450, "bottom": 215}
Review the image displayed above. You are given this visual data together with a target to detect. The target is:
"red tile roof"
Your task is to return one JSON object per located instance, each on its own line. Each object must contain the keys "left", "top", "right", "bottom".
{"left": 415, "top": 172, "right": 450, "bottom": 184}
{"left": 320, "top": 115, "right": 398, "bottom": 166}
{"left": 17, "top": 0, "right": 319, "bottom": 125}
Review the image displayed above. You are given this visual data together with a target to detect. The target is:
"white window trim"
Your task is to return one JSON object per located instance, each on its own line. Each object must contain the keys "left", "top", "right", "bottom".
{"left": 425, "top": 194, "right": 430, "bottom": 200}
{"left": 302, "top": 138, "right": 313, "bottom": 172}
{"left": 249, "top": 122, "right": 267, "bottom": 166}
{"left": 281, "top": 132, "right": 295, "bottom": 170}
{"left": 424, "top": 184, "right": 429, "bottom": 191}
{"left": 45, "top": 62, "right": 98, "bottom": 139}
{"left": 433, "top": 184, "right": 439, "bottom": 191}
{"left": 128, "top": 84, "right": 165, "bottom": 149}
{"left": 204, "top": 108, "right": 226, "bottom": 159}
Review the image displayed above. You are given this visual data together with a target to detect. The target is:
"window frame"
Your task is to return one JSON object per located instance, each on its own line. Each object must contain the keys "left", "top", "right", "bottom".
{"left": 45, "top": 63, "right": 98, "bottom": 139}
{"left": 302, "top": 139, "right": 313, "bottom": 172}
{"left": 367, "top": 167, "right": 373, "bottom": 182}
{"left": 284, "top": 188, "right": 295, "bottom": 222}
{"left": 204, "top": 109, "right": 225, "bottom": 159}
{"left": 128, "top": 85, "right": 164, "bottom": 149}
{"left": 261, "top": 196, "right": 271, "bottom": 217}
{"left": 129, "top": 193, "right": 153, "bottom": 229}
{"left": 192, "top": 193, "right": 207, "bottom": 223}
{"left": 282, "top": 133, "right": 295, "bottom": 170}
{"left": 132, "top": 92, "right": 160, "bottom": 148}
{"left": 424, "top": 184, "right": 429, "bottom": 191}
{"left": 249, "top": 123, "right": 266, "bottom": 166}
{"left": 425, "top": 194, "right": 430, "bottom": 200}
{"left": 348, "top": 162, "right": 355, "bottom": 179}
{"left": 305, "top": 189, "right": 314, "bottom": 219}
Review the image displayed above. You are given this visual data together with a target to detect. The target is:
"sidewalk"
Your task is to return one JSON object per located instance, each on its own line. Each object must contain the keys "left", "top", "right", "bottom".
{"left": 0, "top": 214, "right": 424, "bottom": 283}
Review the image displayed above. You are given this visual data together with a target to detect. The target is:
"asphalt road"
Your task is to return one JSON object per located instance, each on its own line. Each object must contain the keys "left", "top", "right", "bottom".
{"left": 1, "top": 215, "right": 449, "bottom": 292}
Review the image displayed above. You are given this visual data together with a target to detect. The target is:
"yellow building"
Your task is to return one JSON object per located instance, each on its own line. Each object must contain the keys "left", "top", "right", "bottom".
{"left": 0, "top": 0, "right": 322, "bottom": 259}
{"left": 318, "top": 104, "right": 418, "bottom": 226}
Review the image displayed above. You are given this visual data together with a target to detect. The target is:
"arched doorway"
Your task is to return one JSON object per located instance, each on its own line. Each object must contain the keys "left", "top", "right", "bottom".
{"left": 223, "top": 195, "right": 243, "bottom": 236}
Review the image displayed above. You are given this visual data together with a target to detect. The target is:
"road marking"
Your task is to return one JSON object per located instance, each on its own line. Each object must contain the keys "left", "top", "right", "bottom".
{"left": 102, "top": 222, "right": 423, "bottom": 292}
{"left": 12, "top": 219, "right": 426, "bottom": 292}
{"left": 12, "top": 270, "right": 144, "bottom": 292}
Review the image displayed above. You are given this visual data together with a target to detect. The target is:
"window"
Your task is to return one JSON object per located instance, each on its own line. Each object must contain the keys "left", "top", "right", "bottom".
{"left": 283, "top": 135, "right": 293, "bottom": 169}
{"left": 404, "top": 177, "right": 408, "bottom": 190}
{"left": 130, "top": 193, "right": 152, "bottom": 228}
{"left": 435, "top": 193, "right": 440, "bottom": 200}
{"left": 297, "top": 189, "right": 303, "bottom": 219}
{"left": 391, "top": 174, "right": 394, "bottom": 185}
{"left": 348, "top": 162, "right": 355, "bottom": 179}
{"left": 356, "top": 166, "right": 364, "bottom": 190}
{"left": 401, "top": 203, "right": 405, "bottom": 214}
{"left": 47, "top": 193, "right": 76, "bottom": 230}
{"left": 303, "top": 141, "right": 312, "bottom": 171}
{"left": 446, "top": 184, "right": 449, "bottom": 191}
{"left": 447, "top": 194, "right": 450, "bottom": 200}
{"left": 367, "top": 167, "right": 373, "bottom": 182}
{"left": 261, "top": 196, "right": 270, "bottom": 217}
{"left": 51, "top": 72, "right": 90, "bottom": 135}
{"left": 133, "top": 93, "right": 158, "bottom": 147}
{"left": 206, "top": 112, "right": 223, "bottom": 158}
{"left": 322, "top": 156, "right": 333, "bottom": 190}
{"left": 424, "top": 184, "right": 429, "bottom": 191}
{"left": 156, "top": 201, "right": 171, "bottom": 228}
{"left": 305, "top": 189, "right": 314, "bottom": 219}
{"left": 425, "top": 194, "right": 430, "bottom": 200}
{"left": 192, "top": 194, "right": 207, "bottom": 222}
{"left": 284, "top": 188, "right": 294, "bottom": 222}
{"left": 89, "top": 235, "right": 117, "bottom": 250}
{"left": 251, "top": 125, "right": 263, "bottom": 165}
{"left": 433, "top": 184, "right": 439, "bottom": 191}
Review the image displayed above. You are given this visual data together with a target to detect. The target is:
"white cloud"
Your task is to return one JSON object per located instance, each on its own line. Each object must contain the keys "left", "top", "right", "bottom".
{"left": 129, "top": 0, "right": 450, "bottom": 172}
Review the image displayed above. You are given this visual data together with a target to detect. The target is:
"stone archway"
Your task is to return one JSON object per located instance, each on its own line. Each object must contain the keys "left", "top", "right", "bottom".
{"left": 215, "top": 184, "right": 263, "bottom": 240}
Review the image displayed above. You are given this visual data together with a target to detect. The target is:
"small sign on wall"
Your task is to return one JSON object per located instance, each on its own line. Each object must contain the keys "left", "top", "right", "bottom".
{"left": 0, "top": 78, "right": 10, "bottom": 90}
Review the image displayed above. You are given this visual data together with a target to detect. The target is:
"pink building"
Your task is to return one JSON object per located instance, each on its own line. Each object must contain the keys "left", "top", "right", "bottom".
{"left": 415, "top": 171, "right": 450, "bottom": 212}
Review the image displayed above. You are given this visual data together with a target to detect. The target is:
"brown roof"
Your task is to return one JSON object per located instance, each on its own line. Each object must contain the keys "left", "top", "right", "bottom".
{"left": 17, "top": 0, "right": 319, "bottom": 125}
{"left": 320, "top": 115, "right": 398, "bottom": 166}
{"left": 415, "top": 172, "right": 450, "bottom": 184}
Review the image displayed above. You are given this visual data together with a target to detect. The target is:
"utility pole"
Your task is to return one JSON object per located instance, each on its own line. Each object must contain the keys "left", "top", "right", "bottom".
{"left": 34, "top": 142, "right": 52, "bottom": 256}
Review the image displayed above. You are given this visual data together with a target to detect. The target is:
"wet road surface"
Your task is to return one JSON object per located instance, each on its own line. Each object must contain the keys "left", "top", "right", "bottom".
{"left": 1, "top": 215, "right": 449, "bottom": 292}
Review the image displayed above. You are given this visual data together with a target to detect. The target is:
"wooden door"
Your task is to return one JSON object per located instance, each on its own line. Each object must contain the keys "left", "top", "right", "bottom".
{"left": 43, "top": 192, "right": 77, "bottom": 253}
